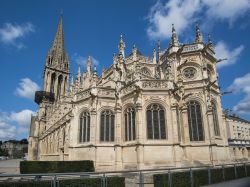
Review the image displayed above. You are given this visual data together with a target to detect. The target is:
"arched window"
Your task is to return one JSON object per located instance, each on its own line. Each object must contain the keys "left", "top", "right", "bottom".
{"left": 100, "top": 110, "right": 115, "bottom": 142}
{"left": 50, "top": 73, "right": 56, "bottom": 93}
{"left": 124, "top": 107, "right": 136, "bottom": 141}
{"left": 146, "top": 104, "right": 166, "bottom": 139}
{"left": 79, "top": 111, "right": 90, "bottom": 143}
{"left": 187, "top": 101, "right": 204, "bottom": 141}
{"left": 57, "top": 75, "right": 63, "bottom": 99}
{"left": 211, "top": 102, "right": 220, "bottom": 136}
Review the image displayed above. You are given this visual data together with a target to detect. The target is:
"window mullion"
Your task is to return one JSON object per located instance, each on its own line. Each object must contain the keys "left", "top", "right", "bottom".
{"left": 188, "top": 105, "right": 193, "bottom": 141}
{"left": 104, "top": 114, "right": 106, "bottom": 141}
{"left": 158, "top": 109, "right": 161, "bottom": 139}
{"left": 151, "top": 109, "right": 154, "bottom": 139}
{"left": 130, "top": 111, "right": 133, "bottom": 141}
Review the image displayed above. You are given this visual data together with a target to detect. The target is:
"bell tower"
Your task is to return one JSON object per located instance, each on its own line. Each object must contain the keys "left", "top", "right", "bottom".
{"left": 42, "top": 15, "right": 70, "bottom": 100}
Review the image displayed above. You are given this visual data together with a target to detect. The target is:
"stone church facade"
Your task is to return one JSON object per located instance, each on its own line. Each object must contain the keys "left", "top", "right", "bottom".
{"left": 28, "top": 16, "right": 231, "bottom": 171}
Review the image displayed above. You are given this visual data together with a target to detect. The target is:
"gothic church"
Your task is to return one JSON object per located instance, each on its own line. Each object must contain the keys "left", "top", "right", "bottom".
{"left": 28, "top": 15, "right": 231, "bottom": 171}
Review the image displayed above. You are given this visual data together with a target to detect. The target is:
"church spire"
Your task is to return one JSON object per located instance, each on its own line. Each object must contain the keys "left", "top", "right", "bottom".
{"left": 51, "top": 15, "right": 65, "bottom": 54}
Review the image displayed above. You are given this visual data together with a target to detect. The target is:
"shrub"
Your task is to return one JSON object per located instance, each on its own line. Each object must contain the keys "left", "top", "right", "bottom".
{"left": 20, "top": 160, "right": 94, "bottom": 174}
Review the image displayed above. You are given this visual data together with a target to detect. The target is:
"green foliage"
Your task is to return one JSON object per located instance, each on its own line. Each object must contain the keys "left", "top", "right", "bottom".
{"left": 154, "top": 171, "right": 191, "bottom": 187}
{"left": 20, "top": 161, "right": 94, "bottom": 174}
{"left": 211, "top": 168, "right": 223, "bottom": 184}
{"left": 224, "top": 167, "right": 235, "bottom": 181}
{"left": 237, "top": 165, "right": 246, "bottom": 178}
{"left": 154, "top": 165, "right": 249, "bottom": 187}
{"left": 0, "top": 147, "right": 8, "bottom": 156}
{"left": 247, "top": 165, "right": 250, "bottom": 176}
{"left": 172, "top": 171, "right": 191, "bottom": 187}
{"left": 193, "top": 169, "right": 208, "bottom": 187}
{"left": 0, "top": 177, "right": 125, "bottom": 187}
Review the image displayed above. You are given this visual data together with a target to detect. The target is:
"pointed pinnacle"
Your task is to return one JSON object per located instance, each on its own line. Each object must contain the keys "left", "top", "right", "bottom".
{"left": 172, "top": 24, "right": 175, "bottom": 33}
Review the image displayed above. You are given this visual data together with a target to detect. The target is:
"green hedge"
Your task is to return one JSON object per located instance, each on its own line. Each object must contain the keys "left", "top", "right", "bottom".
{"left": 211, "top": 168, "right": 223, "bottom": 184}
{"left": 20, "top": 161, "right": 94, "bottom": 174}
{"left": 0, "top": 177, "right": 125, "bottom": 187}
{"left": 154, "top": 165, "right": 249, "bottom": 187}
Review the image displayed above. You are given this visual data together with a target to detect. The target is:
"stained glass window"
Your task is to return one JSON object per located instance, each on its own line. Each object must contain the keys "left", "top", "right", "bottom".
{"left": 100, "top": 110, "right": 115, "bottom": 142}
{"left": 146, "top": 104, "right": 166, "bottom": 139}
{"left": 187, "top": 101, "right": 204, "bottom": 141}
{"left": 124, "top": 107, "right": 136, "bottom": 141}
{"left": 79, "top": 111, "right": 90, "bottom": 142}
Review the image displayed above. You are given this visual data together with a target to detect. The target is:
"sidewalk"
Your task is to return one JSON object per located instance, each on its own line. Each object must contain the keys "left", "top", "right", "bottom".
{"left": 0, "top": 159, "right": 21, "bottom": 174}
{"left": 202, "top": 177, "right": 250, "bottom": 187}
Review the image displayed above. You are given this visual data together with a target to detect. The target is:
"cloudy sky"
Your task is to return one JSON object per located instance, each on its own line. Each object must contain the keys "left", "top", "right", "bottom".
{"left": 0, "top": 0, "right": 250, "bottom": 141}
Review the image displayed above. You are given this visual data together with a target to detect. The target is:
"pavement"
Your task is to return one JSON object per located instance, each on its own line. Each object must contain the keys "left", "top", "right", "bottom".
{"left": 202, "top": 177, "right": 250, "bottom": 187}
{"left": 0, "top": 159, "right": 21, "bottom": 174}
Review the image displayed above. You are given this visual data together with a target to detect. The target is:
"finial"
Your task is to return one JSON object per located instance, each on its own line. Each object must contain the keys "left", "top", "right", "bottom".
{"left": 60, "top": 9, "right": 63, "bottom": 17}
{"left": 208, "top": 34, "right": 212, "bottom": 45}
{"left": 87, "top": 55, "right": 92, "bottom": 74}
{"left": 132, "top": 44, "right": 137, "bottom": 61}
{"left": 93, "top": 65, "right": 97, "bottom": 79}
{"left": 172, "top": 24, "right": 175, "bottom": 32}
{"left": 157, "top": 40, "right": 161, "bottom": 63}
{"left": 207, "top": 33, "right": 214, "bottom": 51}
{"left": 157, "top": 40, "right": 160, "bottom": 50}
{"left": 195, "top": 23, "right": 203, "bottom": 43}
{"left": 118, "top": 34, "right": 125, "bottom": 58}
{"left": 153, "top": 48, "right": 157, "bottom": 64}
{"left": 70, "top": 75, "right": 74, "bottom": 85}
{"left": 170, "top": 23, "right": 178, "bottom": 46}
{"left": 77, "top": 64, "right": 81, "bottom": 74}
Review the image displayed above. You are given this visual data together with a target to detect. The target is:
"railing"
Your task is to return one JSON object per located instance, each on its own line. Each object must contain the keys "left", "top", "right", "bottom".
{"left": 0, "top": 162, "right": 250, "bottom": 187}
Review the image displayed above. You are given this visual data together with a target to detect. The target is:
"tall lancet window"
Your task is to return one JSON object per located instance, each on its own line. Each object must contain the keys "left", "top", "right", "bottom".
{"left": 124, "top": 107, "right": 136, "bottom": 141}
{"left": 211, "top": 102, "right": 220, "bottom": 136}
{"left": 146, "top": 104, "right": 166, "bottom": 139}
{"left": 79, "top": 111, "right": 90, "bottom": 143}
{"left": 100, "top": 110, "right": 115, "bottom": 142}
{"left": 187, "top": 101, "right": 204, "bottom": 141}
{"left": 50, "top": 73, "right": 56, "bottom": 93}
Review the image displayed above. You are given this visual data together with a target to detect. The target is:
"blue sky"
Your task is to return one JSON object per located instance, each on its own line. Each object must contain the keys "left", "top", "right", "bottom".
{"left": 0, "top": 0, "right": 250, "bottom": 141}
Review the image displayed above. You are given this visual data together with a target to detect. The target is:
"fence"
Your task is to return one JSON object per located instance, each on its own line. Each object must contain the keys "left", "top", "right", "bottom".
{"left": 0, "top": 162, "right": 250, "bottom": 187}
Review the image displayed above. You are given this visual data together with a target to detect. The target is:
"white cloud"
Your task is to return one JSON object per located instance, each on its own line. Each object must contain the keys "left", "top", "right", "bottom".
{"left": 10, "top": 109, "right": 35, "bottom": 127}
{"left": 0, "top": 109, "right": 36, "bottom": 141}
{"left": 72, "top": 54, "right": 99, "bottom": 67}
{"left": 228, "top": 73, "right": 250, "bottom": 114}
{"left": 147, "top": 0, "right": 250, "bottom": 40}
{"left": 0, "top": 22, "right": 35, "bottom": 49}
{"left": 15, "top": 78, "right": 40, "bottom": 100}
{"left": 214, "top": 41, "right": 244, "bottom": 68}
{"left": 147, "top": 0, "right": 201, "bottom": 39}
{"left": 0, "top": 121, "right": 16, "bottom": 140}
{"left": 203, "top": 0, "right": 250, "bottom": 26}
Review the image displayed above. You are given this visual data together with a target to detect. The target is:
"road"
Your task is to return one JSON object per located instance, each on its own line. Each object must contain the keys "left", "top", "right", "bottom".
{"left": 0, "top": 159, "right": 21, "bottom": 174}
